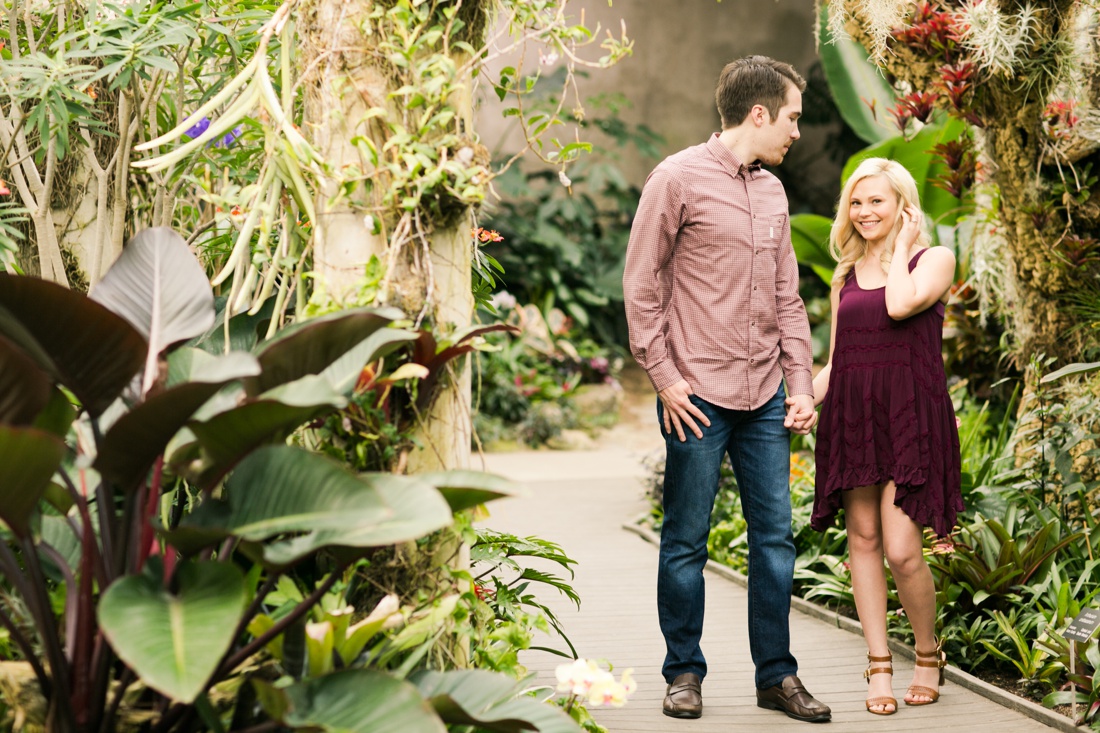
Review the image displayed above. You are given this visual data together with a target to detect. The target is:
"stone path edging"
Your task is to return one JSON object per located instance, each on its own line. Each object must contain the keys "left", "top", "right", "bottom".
{"left": 623, "top": 516, "right": 1080, "bottom": 733}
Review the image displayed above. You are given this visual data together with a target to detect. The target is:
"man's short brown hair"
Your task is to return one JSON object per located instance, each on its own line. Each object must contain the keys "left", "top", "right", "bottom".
{"left": 715, "top": 56, "right": 806, "bottom": 129}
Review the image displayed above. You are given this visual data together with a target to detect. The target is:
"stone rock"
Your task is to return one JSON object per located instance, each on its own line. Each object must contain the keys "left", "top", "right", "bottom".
{"left": 571, "top": 382, "right": 623, "bottom": 420}
{"left": 546, "top": 428, "right": 597, "bottom": 451}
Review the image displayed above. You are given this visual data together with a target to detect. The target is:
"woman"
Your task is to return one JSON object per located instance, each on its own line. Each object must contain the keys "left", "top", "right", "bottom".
{"left": 811, "top": 158, "right": 962, "bottom": 716}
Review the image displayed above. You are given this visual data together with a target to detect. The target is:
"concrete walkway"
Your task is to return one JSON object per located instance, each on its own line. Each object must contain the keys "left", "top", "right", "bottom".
{"left": 478, "top": 405, "right": 1072, "bottom": 732}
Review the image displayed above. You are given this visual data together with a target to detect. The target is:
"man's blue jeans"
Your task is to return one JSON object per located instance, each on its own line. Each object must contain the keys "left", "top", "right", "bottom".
{"left": 657, "top": 385, "right": 797, "bottom": 689}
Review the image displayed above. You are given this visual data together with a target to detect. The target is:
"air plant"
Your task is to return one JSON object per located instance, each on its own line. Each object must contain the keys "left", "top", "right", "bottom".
{"left": 954, "top": 0, "right": 1039, "bottom": 77}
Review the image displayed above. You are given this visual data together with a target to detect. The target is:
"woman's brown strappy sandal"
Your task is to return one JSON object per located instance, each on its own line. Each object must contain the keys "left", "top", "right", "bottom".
{"left": 906, "top": 641, "right": 946, "bottom": 705}
{"left": 864, "top": 653, "right": 897, "bottom": 715}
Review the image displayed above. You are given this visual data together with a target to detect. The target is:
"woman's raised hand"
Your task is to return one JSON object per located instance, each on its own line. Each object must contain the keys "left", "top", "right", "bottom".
{"left": 897, "top": 206, "right": 923, "bottom": 250}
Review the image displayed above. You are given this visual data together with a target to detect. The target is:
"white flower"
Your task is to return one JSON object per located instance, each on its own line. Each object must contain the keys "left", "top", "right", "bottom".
{"left": 491, "top": 290, "right": 517, "bottom": 310}
{"left": 556, "top": 659, "right": 637, "bottom": 708}
{"left": 558, "top": 170, "right": 572, "bottom": 188}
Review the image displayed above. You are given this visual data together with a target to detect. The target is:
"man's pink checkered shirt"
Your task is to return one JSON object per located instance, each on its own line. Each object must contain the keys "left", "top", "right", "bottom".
{"left": 623, "top": 134, "right": 814, "bottom": 411}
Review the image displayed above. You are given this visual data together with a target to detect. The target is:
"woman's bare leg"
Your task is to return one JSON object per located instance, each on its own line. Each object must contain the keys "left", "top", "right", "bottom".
{"left": 843, "top": 485, "right": 895, "bottom": 713}
{"left": 879, "top": 482, "right": 940, "bottom": 703}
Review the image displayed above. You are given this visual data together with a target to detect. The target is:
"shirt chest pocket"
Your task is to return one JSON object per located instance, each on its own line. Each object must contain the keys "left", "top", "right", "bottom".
{"left": 757, "top": 214, "right": 786, "bottom": 249}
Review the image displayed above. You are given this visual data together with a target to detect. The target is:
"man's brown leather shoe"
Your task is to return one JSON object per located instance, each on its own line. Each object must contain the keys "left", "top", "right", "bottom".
{"left": 756, "top": 675, "right": 831, "bottom": 722}
{"left": 662, "top": 672, "right": 702, "bottom": 719}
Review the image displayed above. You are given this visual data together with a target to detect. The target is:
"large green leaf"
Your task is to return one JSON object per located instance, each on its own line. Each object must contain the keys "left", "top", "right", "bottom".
{"left": 90, "top": 228, "right": 215, "bottom": 395}
{"left": 413, "top": 669, "right": 580, "bottom": 733}
{"left": 94, "top": 350, "right": 262, "bottom": 491}
{"left": 317, "top": 327, "right": 420, "bottom": 395}
{"left": 818, "top": 3, "right": 896, "bottom": 144}
{"left": 188, "top": 295, "right": 278, "bottom": 355}
{"left": 417, "top": 470, "right": 527, "bottom": 513}
{"left": 169, "top": 446, "right": 452, "bottom": 565}
{"left": 98, "top": 560, "right": 246, "bottom": 703}
{"left": 0, "top": 277, "right": 146, "bottom": 416}
{"left": 0, "top": 426, "right": 65, "bottom": 537}
{"left": 263, "top": 471, "right": 453, "bottom": 566}
{"left": 790, "top": 213, "right": 836, "bottom": 285}
{"left": 268, "top": 670, "right": 445, "bottom": 733}
{"left": 250, "top": 307, "right": 405, "bottom": 395}
{"left": 842, "top": 119, "right": 967, "bottom": 227}
{"left": 90, "top": 228, "right": 216, "bottom": 354}
{"left": 39, "top": 515, "right": 82, "bottom": 580}
{"left": 187, "top": 376, "right": 347, "bottom": 486}
{"left": 0, "top": 331, "right": 52, "bottom": 426}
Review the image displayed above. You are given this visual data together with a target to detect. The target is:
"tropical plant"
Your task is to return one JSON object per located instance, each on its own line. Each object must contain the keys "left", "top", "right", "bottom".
{"left": 824, "top": 0, "right": 1100, "bottom": 370}
{"left": 0, "top": 228, "right": 599, "bottom": 732}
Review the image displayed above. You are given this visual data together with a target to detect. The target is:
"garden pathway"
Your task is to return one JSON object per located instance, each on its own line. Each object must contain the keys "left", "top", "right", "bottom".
{"left": 478, "top": 366, "right": 1071, "bottom": 733}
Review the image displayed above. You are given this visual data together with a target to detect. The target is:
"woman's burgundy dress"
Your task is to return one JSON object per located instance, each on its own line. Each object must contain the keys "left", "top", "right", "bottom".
{"left": 812, "top": 248, "right": 962, "bottom": 538}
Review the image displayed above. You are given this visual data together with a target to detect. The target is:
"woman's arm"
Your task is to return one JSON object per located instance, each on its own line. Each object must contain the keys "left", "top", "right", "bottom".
{"left": 884, "top": 206, "right": 956, "bottom": 320}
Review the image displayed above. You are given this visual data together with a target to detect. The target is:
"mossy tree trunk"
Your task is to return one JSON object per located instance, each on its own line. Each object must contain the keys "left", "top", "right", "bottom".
{"left": 298, "top": 0, "right": 478, "bottom": 474}
{"left": 842, "top": 0, "right": 1098, "bottom": 367}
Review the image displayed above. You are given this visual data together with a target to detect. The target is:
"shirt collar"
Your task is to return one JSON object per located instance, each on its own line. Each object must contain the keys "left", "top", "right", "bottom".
{"left": 706, "top": 133, "right": 762, "bottom": 179}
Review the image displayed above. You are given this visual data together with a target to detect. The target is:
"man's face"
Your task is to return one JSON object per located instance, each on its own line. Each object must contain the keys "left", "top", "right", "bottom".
{"left": 756, "top": 84, "right": 802, "bottom": 166}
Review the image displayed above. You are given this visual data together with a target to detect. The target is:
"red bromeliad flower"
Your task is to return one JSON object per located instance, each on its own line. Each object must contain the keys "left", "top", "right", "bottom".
{"left": 890, "top": 91, "right": 940, "bottom": 133}
{"left": 938, "top": 62, "right": 982, "bottom": 125}
{"left": 1043, "top": 100, "right": 1080, "bottom": 141}
{"left": 1058, "top": 234, "right": 1100, "bottom": 268}
{"left": 903, "top": 91, "right": 940, "bottom": 123}
{"left": 888, "top": 101, "right": 914, "bottom": 134}
{"left": 930, "top": 138, "right": 978, "bottom": 198}
{"left": 892, "top": 1, "right": 964, "bottom": 62}
{"left": 1021, "top": 199, "right": 1056, "bottom": 231}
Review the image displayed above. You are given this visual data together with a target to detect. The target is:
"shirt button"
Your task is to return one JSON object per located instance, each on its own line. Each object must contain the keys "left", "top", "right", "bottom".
{"left": 753, "top": 286, "right": 758, "bottom": 290}
{"left": 751, "top": 321, "right": 756, "bottom": 326}
{"left": 750, "top": 359, "right": 755, "bottom": 364}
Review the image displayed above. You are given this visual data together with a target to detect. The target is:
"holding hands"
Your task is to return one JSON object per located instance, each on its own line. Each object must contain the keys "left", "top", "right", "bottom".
{"left": 784, "top": 393, "right": 817, "bottom": 435}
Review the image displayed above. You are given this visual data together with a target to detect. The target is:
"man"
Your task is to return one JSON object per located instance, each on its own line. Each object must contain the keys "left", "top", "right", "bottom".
{"left": 623, "top": 56, "right": 830, "bottom": 723}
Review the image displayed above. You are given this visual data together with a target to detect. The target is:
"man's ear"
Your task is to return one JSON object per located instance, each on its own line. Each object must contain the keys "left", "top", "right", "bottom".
{"left": 750, "top": 104, "right": 769, "bottom": 127}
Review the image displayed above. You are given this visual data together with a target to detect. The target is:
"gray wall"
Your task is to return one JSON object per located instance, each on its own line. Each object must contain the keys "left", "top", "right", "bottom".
{"left": 476, "top": 0, "right": 845, "bottom": 214}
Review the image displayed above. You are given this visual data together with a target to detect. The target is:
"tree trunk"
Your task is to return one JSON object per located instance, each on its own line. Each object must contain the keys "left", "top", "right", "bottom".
{"left": 298, "top": 0, "right": 389, "bottom": 305}
{"left": 300, "top": 0, "right": 475, "bottom": 474}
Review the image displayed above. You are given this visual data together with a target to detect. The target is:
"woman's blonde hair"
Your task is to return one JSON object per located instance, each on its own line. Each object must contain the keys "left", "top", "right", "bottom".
{"left": 829, "top": 157, "right": 930, "bottom": 287}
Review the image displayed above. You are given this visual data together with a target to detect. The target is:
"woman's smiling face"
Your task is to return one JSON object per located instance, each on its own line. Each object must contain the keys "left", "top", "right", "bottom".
{"left": 848, "top": 175, "right": 899, "bottom": 246}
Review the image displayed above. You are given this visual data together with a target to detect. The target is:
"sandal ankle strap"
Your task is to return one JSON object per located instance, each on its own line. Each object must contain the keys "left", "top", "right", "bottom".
{"left": 915, "top": 656, "right": 946, "bottom": 669}
{"left": 866, "top": 653, "right": 893, "bottom": 663}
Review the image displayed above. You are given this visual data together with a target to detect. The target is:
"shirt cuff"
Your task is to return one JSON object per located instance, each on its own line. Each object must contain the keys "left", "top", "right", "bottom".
{"left": 646, "top": 361, "right": 685, "bottom": 394}
{"left": 784, "top": 370, "right": 814, "bottom": 399}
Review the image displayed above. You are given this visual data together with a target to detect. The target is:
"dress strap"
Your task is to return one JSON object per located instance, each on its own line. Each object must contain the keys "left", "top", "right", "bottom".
{"left": 907, "top": 247, "right": 929, "bottom": 272}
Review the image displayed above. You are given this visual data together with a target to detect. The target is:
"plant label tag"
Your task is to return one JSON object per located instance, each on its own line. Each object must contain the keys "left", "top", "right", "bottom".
{"left": 1063, "top": 608, "right": 1100, "bottom": 643}
{"left": 770, "top": 227, "right": 774, "bottom": 239}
